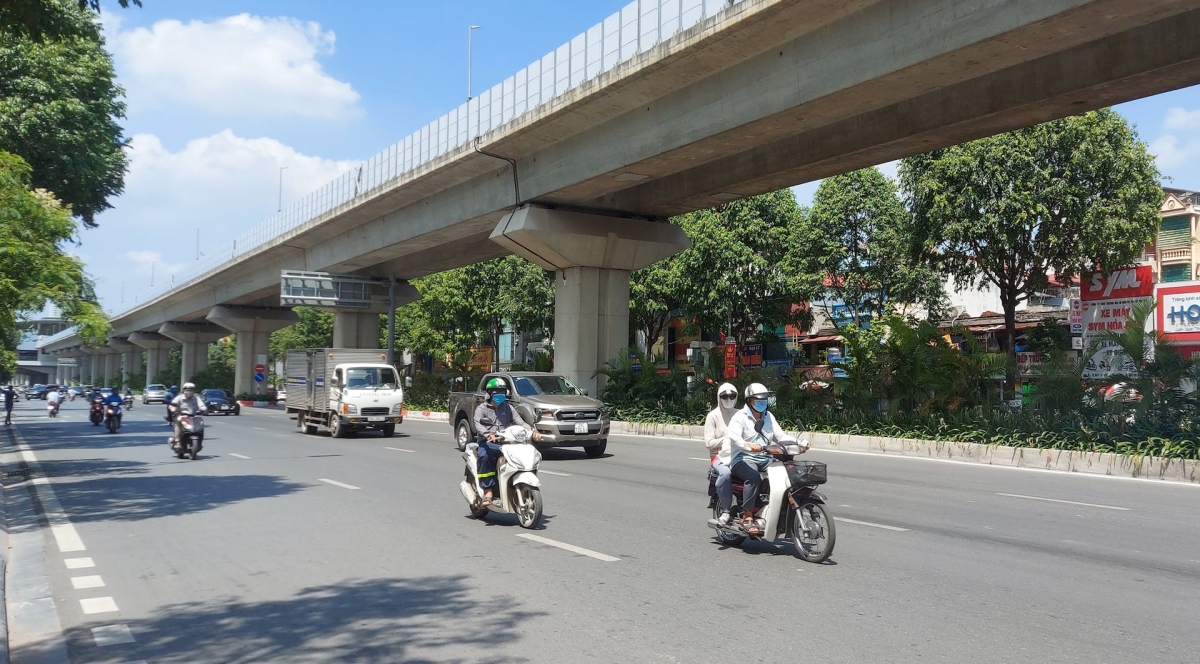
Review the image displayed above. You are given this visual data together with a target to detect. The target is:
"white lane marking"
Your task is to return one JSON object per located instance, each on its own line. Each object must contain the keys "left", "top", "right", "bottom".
{"left": 91, "top": 624, "right": 136, "bottom": 647}
{"left": 687, "top": 457, "right": 711, "bottom": 461}
{"left": 516, "top": 534, "right": 620, "bottom": 562}
{"left": 835, "top": 517, "right": 910, "bottom": 532}
{"left": 27, "top": 477, "right": 85, "bottom": 552}
{"left": 254, "top": 427, "right": 267, "bottom": 431}
{"left": 228, "top": 453, "right": 251, "bottom": 459}
{"left": 80, "top": 597, "right": 119, "bottom": 614}
{"left": 65, "top": 557, "right": 95, "bottom": 569}
{"left": 71, "top": 575, "right": 106, "bottom": 589}
{"left": 318, "top": 478, "right": 361, "bottom": 490}
{"left": 540, "top": 470, "right": 572, "bottom": 477}
{"left": 425, "top": 432, "right": 449, "bottom": 435}
{"left": 384, "top": 447, "right": 415, "bottom": 453}
{"left": 995, "top": 492, "right": 1130, "bottom": 511}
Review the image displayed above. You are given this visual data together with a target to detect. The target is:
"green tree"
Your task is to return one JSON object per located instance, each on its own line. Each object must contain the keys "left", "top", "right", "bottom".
{"left": 0, "top": 150, "right": 107, "bottom": 377}
{"left": 673, "top": 191, "right": 811, "bottom": 346}
{"left": 1, "top": 1, "right": 141, "bottom": 40}
{"left": 630, "top": 255, "right": 681, "bottom": 353}
{"left": 792, "top": 167, "right": 944, "bottom": 326}
{"left": 0, "top": 0, "right": 128, "bottom": 226}
{"left": 900, "top": 108, "right": 1161, "bottom": 389}
{"left": 269, "top": 307, "right": 334, "bottom": 363}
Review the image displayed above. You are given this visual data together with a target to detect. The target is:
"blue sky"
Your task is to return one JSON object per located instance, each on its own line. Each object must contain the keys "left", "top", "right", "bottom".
{"left": 81, "top": 1, "right": 1200, "bottom": 311}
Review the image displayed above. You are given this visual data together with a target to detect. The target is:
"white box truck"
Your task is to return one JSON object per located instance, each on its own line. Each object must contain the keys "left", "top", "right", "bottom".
{"left": 285, "top": 348, "right": 404, "bottom": 438}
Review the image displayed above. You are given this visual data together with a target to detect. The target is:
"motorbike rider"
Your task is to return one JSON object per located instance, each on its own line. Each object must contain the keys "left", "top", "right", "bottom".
{"left": 704, "top": 382, "right": 739, "bottom": 525}
{"left": 163, "top": 385, "right": 178, "bottom": 423}
{"left": 724, "top": 383, "right": 792, "bottom": 536}
{"left": 46, "top": 386, "right": 61, "bottom": 415}
{"left": 168, "top": 383, "right": 205, "bottom": 448}
{"left": 472, "top": 377, "right": 539, "bottom": 506}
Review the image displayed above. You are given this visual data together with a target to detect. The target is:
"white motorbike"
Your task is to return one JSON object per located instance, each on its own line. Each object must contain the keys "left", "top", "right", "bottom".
{"left": 459, "top": 425, "right": 544, "bottom": 529}
{"left": 171, "top": 412, "right": 205, "bottom": 460}
{"left": 707, "top": 433, "right": 836, "bottom": 563}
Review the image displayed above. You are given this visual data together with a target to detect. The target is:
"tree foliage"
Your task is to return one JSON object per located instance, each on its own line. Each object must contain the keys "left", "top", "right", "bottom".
{"left": 269, "top": 307, "right": 334, "bottom": 362}
{"left": 791, "top": 167, "right": 944, "bottom": 326}
{"left": 900, "top": 108, "right": 1162, "bottom": 387}
{"left": 1, "top": 1, "right": 141, "bottom": 40}
{"left": 0, "top": 150, "right": 107, "bottom": 377}
{"left": 629, "top": 255, "right": 681, "bottom": 352}
{"left": 0, "top": 0, "right": 128, "bottom": 226}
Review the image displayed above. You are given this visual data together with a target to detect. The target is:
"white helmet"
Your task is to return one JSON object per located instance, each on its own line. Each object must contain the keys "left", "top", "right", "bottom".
{"left": 182, "top": 382, "right": 196, "bottom": 391}
{"left": 744, "top": 383, "right": 771, "bottom": 400}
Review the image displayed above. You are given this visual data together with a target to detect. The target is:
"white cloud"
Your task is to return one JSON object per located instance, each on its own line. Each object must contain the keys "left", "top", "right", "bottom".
{"left": 83, "top": 130, "right": 357, "bottom": 309}
{"left": 1149, "top": 134, "right": 1200, "bottom": 170}
{"left": 1164, "top": 107, "right": 1200, "bottom": 129}
{"left": 109, "top": 14, "right": 360, "bottom": 119}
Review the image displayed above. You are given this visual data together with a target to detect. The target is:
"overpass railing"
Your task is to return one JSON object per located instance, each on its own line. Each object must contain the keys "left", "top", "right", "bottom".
{"left": 118, "top": 0, "right": 749, "bottom": 318}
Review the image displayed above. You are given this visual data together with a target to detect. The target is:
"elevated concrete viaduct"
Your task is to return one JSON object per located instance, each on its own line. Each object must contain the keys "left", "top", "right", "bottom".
{"left": 40, "top": 0, "right": 1200, "bottom": 393}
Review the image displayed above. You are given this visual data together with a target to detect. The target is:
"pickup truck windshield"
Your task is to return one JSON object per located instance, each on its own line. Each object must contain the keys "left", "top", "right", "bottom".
{"left": 511, "top": 376, "right": 579, "bottom": 396}
{"left": 345, "top": 367, "right": 398, "bottom": 389}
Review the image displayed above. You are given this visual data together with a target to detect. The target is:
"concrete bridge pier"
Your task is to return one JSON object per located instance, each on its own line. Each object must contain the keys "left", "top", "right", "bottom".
{"left": 100, "top": 350, "right": 120, "bottom": 387}
{"left": 333, "top": 312, "right": 382, "bottom": 350}
{"left": 491, "top": 206, "right": 690, "bottom": 396}
{"left": 159, "top": 323, "right": 227, "bottom": 385}
{"left": 107, "top": 337, "right": 138, "bottom": 388}
{"left": 207, "top": 306, "right": 298, "bottom": 396}
{"left": 129, "top": 332, "right": 178, "bottom": 389}
{"left": 78, "top": 351, "right": 92, "bottom": 385}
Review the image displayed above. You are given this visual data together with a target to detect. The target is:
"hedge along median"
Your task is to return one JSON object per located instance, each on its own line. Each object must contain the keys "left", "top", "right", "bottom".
{"left": 399, "top": 410, "right": 1200, "bottom": 484}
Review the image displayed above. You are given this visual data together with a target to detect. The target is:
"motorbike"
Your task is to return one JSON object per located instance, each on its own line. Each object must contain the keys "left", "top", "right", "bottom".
{"left": 47, "top": 399, "right": 60, "bottom": 418}
{"left": 707, "top": 432, "right": 836, "bottom": 563}
{"left": 104, "top": 402, "right": 122, "bottom": 433}
{"left": 123, "top": 394, "right": 134, "bottom": 409}
{"left": 89, "top": 399, "right": 104, "bottom": 425}
{"left": 172, "top": 412, "right": 205, "bottom": 460}
{"left": 459, "top": 425, "right": 544, "bottom": 529}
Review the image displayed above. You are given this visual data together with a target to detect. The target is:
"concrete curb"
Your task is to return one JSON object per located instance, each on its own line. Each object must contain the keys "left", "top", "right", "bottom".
{"left": 404, "top": 410, "right": 1200, "bottom": 484}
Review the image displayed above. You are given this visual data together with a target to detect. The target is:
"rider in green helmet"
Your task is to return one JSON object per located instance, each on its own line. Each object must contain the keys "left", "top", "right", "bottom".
{"left": 472, "top": 377, "right": 538, "bottom": 505}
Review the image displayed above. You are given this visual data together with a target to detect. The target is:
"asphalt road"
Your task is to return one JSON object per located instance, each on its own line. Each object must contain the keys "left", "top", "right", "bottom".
{"left": 3, "top": 397, "right": 1199, "bottom": 663}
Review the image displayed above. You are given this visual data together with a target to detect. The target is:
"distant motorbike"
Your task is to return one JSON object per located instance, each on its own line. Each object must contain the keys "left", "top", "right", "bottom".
{"left": 123, "top": 394, "right": 134, "bottom": 409}
{"left": 459, "top": 425, "right": 544, "bottom": 529}
{"left": 172, "top": 413, "right": 205, "bottom": 460}
{"left": 104, "top": 403, "right": 122, "bottom": 433}
{"left": 47, "top": 400, "right": 60, "bottom": 418}
{"left": 89, "top": 399, "right": 104, "bottom": 426}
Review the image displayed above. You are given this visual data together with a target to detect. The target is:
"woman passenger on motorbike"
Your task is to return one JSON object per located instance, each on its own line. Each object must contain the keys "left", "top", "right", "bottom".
{"left": 704, "top": 382, "right": 739, "bottom": 525}
{"left": 724, "top": 383, "right": 786, "bottom": 536}
{"left": 472, "top": 378, "right": 540, "bottom": 506}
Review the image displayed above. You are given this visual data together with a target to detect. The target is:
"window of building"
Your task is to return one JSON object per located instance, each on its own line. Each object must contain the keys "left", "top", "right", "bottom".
{"left": 1159, "top": 215, "right": 1191, "bottom": 249}
{"left": 1162, "top": 263, "right": 1190, "bottom": 283}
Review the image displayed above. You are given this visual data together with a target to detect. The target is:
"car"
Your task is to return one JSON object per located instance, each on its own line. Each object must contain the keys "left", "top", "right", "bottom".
{"left": 23, "top": 384, "right": 45, "bottom": 399}
{"left": 276, "top": 388, "right": 287, "bottom": 402}
{"left": 202, "top": 388, "right": 241, "bottom": 416}
{"left": 68, "top": 386, "right": 85, "bottom": 397}
{"left": 143, "top": 384, "right": 169, "bottom": 404}
{"left": 30, "top": 384, "right": 62, "bottom": 400}
{"left": 99, "top": 387, "right": 114, "bottom": 397}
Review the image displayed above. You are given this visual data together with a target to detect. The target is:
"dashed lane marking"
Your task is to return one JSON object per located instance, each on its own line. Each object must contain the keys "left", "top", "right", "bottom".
{"left": 539, "top": 470, "right": 572, "bottom": 477}
{"left": 687, "top": 457, "right": 711, "bottom": 461}
{"left": 254, "top": 427, "right": 267, "bottom": 431}
{"left": 64, "top": 557, "right": 94, "bottom": 569}
{"left": 995, "top": 492, "right": 1129, "bottom": 511}
{"left": 70, "top": 575, "right": 105, "bottom": 589}
{"left": 384, "top": 447, "right": 415, "bottom": 453}
{"left": 228, "top": 453, "right": 251, "bottom": 459}
{"left": 80, "top": 597, "right": 119, "bottom": 614}
{"left": 835, "top": 517, "right": 910, "bottom": 532}
{"left": 516, "top": 534, "right": 620, "bottom": 562}
{"left": 318, "top": 478, "right": 361, "bottom": 490}
{"left": 91, "top": 624, "right": 135, "bottom": 647}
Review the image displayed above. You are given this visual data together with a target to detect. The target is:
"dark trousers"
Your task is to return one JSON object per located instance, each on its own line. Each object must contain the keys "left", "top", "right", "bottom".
{"left": 731, "top": 459, "right": 767, "bottom": 512}
{"left": 4, "top": 406, "right": 11, "bottom": 424}
{"left": 475, "top": 440, "right": 503, "bottom": 489}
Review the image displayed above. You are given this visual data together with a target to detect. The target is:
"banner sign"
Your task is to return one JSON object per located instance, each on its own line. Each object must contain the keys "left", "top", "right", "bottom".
{"left": 724, "top": 342, "right": 737, "bottom": 379}
{"left": 738, "top": 343, "right": 763, "bottom": 368}
{"left": 1069, "top": 298, "right": 1083, "bottom": 334}
{"left": 1081, "top": 295, "right": 1150, "bottom": 380}
{"left": 1156, "top": 282, "right": 1200, "bottom": 342}
{"left": 1016, "top": 352, "right": 1044, "bottom": 377}
{"left": 1082, "top": 266, "right": 1153, "bottom": 301}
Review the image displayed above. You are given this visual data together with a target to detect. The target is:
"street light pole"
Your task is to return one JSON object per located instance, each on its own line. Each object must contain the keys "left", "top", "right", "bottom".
{"left": 468, "top": 25, "right": 481, "bottom": 101}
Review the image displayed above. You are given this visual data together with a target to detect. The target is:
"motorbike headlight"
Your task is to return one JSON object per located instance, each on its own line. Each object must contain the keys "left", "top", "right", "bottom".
{"left": 785, "top": 444, "right": 801, "bottom": 455}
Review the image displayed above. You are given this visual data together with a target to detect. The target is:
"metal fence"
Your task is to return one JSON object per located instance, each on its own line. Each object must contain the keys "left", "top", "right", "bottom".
{"left": 111, "top": 0, "right": 747, "bottom": 320}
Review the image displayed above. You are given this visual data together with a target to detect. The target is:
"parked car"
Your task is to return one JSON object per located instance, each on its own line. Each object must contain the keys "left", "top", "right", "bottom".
{"left": 143, "top": 384, "right": 169, "bottom": 404}
{"left": 29, "top": 384, "right": 60, "bottom": 400}
{"left": 448, "top": 372, "right": 610, "bottom": 457}
{"left": 23, "top": 384, "right": 45, "bottom": 399}
{"left": 202, "top": 389, "right": 241, "bottom": 416}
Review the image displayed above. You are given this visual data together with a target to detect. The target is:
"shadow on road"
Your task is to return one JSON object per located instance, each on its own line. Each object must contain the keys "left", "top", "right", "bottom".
{"left": 60, "top": 575, "right": 544, "bottom": 663}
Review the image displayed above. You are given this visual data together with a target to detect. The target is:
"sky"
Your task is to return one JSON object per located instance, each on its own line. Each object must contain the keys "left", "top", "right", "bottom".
{"left": 78, "top": 0, "right": 1200, "bottom": 313}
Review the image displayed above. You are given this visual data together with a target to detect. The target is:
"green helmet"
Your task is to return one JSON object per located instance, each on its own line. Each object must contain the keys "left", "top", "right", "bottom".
{"left": 485, "top": 378, "right": 508, "bottom": 394}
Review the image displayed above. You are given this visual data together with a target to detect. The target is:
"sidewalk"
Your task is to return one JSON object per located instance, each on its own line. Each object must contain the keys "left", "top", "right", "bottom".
{"left": 402, "top": 410, "right": 1200, "bottom": 484}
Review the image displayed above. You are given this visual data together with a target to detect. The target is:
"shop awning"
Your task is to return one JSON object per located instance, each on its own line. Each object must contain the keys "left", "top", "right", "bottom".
{"left": 798, "top": 335, "right": 841, "bottom": 344}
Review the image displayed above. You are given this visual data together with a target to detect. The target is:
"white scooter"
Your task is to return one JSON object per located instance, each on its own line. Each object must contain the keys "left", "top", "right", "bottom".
{"left": 459, "top": 425, "right": 544, "bottom": 529}
{"left": 707, "top": 433, "right": 837, "bottom": 563}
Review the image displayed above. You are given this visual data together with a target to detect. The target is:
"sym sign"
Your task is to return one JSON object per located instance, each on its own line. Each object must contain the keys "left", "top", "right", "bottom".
{"left": 1157, "top": 282, "right": 1200, "bottom": 342}
{"left": 1082, "top": 266, "right": 1153, "bottom": 301}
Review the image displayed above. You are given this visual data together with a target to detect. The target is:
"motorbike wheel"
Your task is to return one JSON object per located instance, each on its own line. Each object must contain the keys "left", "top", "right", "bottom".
{"left": 790, "top": 502, "right": 836, "bottom": 563}
{"left": 514, "top": 485, "right": 543, "bottom": 529}
{"left": 189, "top": 447, "right": 198, "bottom": 460}
{"left": 712, "top": 505, "right": 746, "bottom": 546}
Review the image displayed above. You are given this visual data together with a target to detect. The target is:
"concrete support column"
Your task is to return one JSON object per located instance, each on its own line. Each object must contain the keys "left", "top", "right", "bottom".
{"left": 103, "top": 352, "right": 120, "bottom": 387}
{"left": 107, "top": 337, "right": 136, "bottom": 388}
{"left": 491, "top": 206, "right": 690, "bottom": 396}
{"left": 129, "top": 332, "right": 178, "bottom": 389}
{"left": 206, "top": 306, "right": 299, "bottom": 396}
{"left": 333, "top": 312, "right": 382, "bottom": 349}
{"left": 78, "top": 353, "right": 92, "bottom": 385}
{"left": 159, "top": 323, "right": 227, "bottom": 385}
{"left": 123, "top": 351, "right": 141, "bottom": 388}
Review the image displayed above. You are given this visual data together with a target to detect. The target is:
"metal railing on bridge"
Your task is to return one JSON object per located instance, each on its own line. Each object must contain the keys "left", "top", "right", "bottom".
{"left": 118, "top": 0, "right": 748, "bottom": 317}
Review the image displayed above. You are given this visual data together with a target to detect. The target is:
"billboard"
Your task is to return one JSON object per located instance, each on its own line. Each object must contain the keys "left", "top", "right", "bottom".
{"left": 1082, "top": 266, "right": 1153, "bottom": 301}
{"left": 1080, "top": 268, "right": 1153, "bottom": 380}
{"left": 1157, "top": 282, "right": 1200, "bottom": 342}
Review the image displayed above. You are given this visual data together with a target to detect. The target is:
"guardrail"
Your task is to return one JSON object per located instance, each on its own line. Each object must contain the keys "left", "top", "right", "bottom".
{"left": 117, "top": 0, "right": 748, "bottom": 316}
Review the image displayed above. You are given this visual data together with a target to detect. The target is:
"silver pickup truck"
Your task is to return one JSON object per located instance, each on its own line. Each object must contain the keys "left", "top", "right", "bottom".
{"left": 448, "top": 372, "right": 610, "bottom": 457}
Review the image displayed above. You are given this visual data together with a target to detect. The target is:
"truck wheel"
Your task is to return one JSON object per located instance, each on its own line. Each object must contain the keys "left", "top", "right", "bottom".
{"left": 381, "top": 424, "right": 395, "bottom": 438}
{"left": 330, "top": 415, "right": 347, "bottom": 439}
{"left": 584, "top": 440, "right": 607, "bottom": 458}
{"left": 456, "top": 419, "right": 472, "bottom": 451}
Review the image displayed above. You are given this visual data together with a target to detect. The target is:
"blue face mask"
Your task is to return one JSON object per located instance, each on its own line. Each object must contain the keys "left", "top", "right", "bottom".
{"left": 492, "top": 394, "right": 506, "bottom": 405}
{"left": 751, "top": 400, "right": 768, "bottom": 413}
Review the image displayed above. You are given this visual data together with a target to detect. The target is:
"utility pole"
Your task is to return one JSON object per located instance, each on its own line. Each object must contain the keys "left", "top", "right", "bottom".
{"left": 468, "top": 25, "right": 481, "bottom": 100}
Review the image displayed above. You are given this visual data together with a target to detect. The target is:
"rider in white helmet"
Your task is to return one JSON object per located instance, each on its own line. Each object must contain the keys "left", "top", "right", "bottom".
{"left": 705, "top": 382, "right": 739, "bottom": 524}
{"left": 723, "top": 382, "right": 788, "bottom": 535}
{"left": 168, "top": 382, "right": 206, "bottom": 449}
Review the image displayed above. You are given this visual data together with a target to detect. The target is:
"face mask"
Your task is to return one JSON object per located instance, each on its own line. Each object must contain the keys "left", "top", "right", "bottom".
{"left": 492, "top": 394, "right": 506, "bottom": 405}
{"left": 720, "top": 396, "right": 736, "bottom": 407}
{"left": 751, "top": 400, "right": 768, "bottom": 413}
